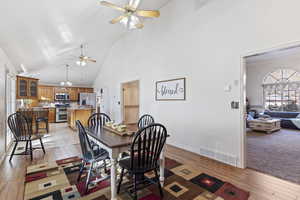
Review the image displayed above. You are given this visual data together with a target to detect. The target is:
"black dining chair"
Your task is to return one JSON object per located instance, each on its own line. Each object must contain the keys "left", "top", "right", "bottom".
{"left": 88, "top": 113, "right": 111, "bottom": 129}
{"left": 35, "top": 108, "right": 49, "bottom": 134}
{"left": 138, "top": 114, "right": 155, "bottom": 129}
{"left": 87, "top": 112, "right": 111, "bottom": 171}
{"left": 7, "top": 112, "right": 46, "bottom": 161}
{"left": 121, "top": 114, "right": 155, "bottom": 159}
{"left": 117, "top": 123, "right": 167, "bottom": 200}
{"left": 76, "top": 120, "right": 110, "bottom": 193}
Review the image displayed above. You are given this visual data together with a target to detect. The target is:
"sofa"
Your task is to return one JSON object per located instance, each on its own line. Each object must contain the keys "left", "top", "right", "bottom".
{"left": 263, "top": 111, "right": 300, "bottom": 130}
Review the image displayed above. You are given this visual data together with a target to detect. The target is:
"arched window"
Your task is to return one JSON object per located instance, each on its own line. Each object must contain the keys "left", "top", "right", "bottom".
{"left": 263, "top": 69, "right": 300, "bottom": 111}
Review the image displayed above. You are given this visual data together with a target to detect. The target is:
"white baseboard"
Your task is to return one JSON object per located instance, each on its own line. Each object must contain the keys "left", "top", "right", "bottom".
{"left": 199, "top": 147, "right": 238, "bottom": 167}
{"left": 168, "top": 142, "right": 239, "bottom": 167}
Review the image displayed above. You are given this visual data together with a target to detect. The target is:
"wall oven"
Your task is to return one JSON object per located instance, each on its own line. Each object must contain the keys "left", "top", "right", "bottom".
{"left": 55, "top": 93, "right": 70, "bottom": 101}
{"left": 56, "top": 107, "right": 68, "bottom": 122}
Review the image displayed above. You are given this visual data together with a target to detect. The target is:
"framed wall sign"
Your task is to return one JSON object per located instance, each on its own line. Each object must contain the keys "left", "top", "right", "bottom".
{"left": 156, "top": 78, "right": 186, "bottom": 101}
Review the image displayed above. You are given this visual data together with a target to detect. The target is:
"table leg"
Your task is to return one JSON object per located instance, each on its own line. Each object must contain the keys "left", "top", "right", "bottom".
{"left": 159, "top": 147, "right": 165, "bottom": 186}
{"left": 110, "top": 158, "right": 117, "bottom": 200}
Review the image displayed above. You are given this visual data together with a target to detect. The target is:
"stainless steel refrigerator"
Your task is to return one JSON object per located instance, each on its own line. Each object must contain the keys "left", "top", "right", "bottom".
{"left": 79, "top": 93, "right": 96, "bottom": 108}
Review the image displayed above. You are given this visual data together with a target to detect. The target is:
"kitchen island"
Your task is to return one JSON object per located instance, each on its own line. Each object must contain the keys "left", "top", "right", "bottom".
{"left": 67, "top": 106, "right": 94, "bottom": 130}
{"left": 17, "top": 107, "right": 56, "bottom": 133}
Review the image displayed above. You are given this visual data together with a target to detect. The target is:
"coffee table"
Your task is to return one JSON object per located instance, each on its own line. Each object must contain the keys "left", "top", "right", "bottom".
{"left": 248, "top": 118, "right": 281, "bottom": 133}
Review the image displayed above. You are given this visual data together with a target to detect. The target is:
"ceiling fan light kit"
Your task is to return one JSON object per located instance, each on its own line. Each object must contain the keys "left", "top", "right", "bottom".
{"left": 100, "top": 0, "right": 160, "bottom": 30}
{"left": 120, "top": 15, "right": 141, "bottom": 30}
{"left": 76, "top": 60, "right": 87, "bottom": 66}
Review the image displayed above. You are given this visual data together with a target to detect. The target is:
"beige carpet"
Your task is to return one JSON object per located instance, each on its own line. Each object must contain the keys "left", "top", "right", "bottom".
{"left": 247, "top": 128, "right": 300, "bottom": 184}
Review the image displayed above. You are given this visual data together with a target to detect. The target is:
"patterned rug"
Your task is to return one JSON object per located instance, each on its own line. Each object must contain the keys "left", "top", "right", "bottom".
{"left": 23, "top": 156, "right": 250, "bottom": 200}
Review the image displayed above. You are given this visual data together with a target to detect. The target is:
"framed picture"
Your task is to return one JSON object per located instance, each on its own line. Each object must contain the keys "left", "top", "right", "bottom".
{"left": 156, "top": 78, "right": 186, "bottom": 101}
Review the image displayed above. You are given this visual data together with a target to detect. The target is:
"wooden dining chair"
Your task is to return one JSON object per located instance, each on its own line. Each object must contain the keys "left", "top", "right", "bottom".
{"left": 76, "top": 120, "right": 110, "bottom": 193}
{"left": 88, "top": 113, "right": 111, "bottom": 129}
{"left": 7, "top": 112, "right": 45, "bottom": 161}
{"left": 117, "top": 123, "right": 167, "bottom": 200}
{"left": 138, "top": 114, "right": 155, "bottom": 129}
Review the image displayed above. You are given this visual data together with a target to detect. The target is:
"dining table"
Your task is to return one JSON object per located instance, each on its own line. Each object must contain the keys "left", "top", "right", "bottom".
{"left": 85, "top": 125, "right": 166, "bottom": 200}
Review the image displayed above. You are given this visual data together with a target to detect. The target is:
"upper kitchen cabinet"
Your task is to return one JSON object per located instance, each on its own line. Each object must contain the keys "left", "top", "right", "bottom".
{"left": 38, "top": 85, "right": 54, "bottom": 101}
{"left": 86, "top": 88, "right": 94, "bottom": 93}
{"left": 16, "top": 76, "right": 39, "bottom": 99}
{"left": 68, "top": 87, "right": 79, "bottom": 101}
{"left": 78, "top": 87, "right": 94, "bottom": 93}
{"left": 54, "top": 87, "right": 68, "bottom": 93}
{"left": 68, "top": 87, "right": 93, "bottom": 101}
{"left": 29, "top": 80, "right": 38, "bottom": 97}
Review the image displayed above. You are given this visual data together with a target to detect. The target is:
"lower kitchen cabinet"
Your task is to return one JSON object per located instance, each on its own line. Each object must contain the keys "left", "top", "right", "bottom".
{"left": 68, "top": 108, "right": 93, "bottom": 130}
{"left": 48, "top": 108, "right": 56, "bottom": 123}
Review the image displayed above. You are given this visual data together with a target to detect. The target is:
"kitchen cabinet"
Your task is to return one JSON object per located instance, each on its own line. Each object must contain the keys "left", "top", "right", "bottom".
{"left": 85, "top": 88, "right": 94, "bottom": 93}
{"left": 69, "top": 87, "right": 94, "bottom": 101}
{"left": 68, "top": 107, "right": 93, "bottom": 130}
{"left": 77, "top": 88, "right": 86, "bottom": 94}
{"left": 29, "top": 80, "right": 38, "bottom": 98}
{"left": 38, "top": 85, "right": 54, "bottom": 101}
{"left": 78, "top": 87, "right": 93, "bottom": 93}
{"left": 16, "top": 76, "right": 39, "bottom": 99}
{"left": 68, "top": 87, "right": 79, "bottom": 101}
{"left": 54, "top": 87, "right": 68, "bottom": 93}
{"left": 35, "top": 85, "right": 93, "bottom": 102}
{"left": 48, "top": 108, "right": 56, "bottom": 123}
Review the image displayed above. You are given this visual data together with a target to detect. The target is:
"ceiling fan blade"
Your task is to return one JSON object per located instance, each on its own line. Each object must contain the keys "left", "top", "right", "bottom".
{"left": 136, "top": 10, "right": 160, "bottom": 18}
{"left": 135, "top": 23, "right": 144, "bottom": 29}
{"left": 110, "top": 15, "right": 126, "bottom": 24}
{"left": 128, "top": 0, "right": 140, "bottom": 9}
{"left": 87, "top": 58, "right": 97, "bottom": 62}
{"left": 100, "top": 1, "right": 126, "bottom": 12}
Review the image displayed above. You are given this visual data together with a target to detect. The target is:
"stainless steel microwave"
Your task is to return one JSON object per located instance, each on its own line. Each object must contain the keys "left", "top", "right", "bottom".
{"left": 55, "top": 93, "right": 70, "bottom": 101}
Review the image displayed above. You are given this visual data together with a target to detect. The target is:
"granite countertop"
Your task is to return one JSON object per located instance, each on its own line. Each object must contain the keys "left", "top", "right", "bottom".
{"left": 68, "top": 106, "right": 94, "bottom": 111}
{"left": 31, "top": 106, "right": 55, "bottom": 109}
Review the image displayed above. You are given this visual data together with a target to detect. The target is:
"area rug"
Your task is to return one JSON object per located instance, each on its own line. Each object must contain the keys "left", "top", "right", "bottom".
{"left": 23, "top": 156, "right": 250, "bottom": 200}
{"left": 247, "top": 129, "right": 300, "bottom": 184}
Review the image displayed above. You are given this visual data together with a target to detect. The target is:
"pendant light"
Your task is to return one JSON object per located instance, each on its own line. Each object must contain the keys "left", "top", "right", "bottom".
{"left": 60, "top": 64, "right": 72, "bottom": 86}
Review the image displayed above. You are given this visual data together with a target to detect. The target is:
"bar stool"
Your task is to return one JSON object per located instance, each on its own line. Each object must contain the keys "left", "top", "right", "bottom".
{"left": 35, "top": 109, "right": 49, "bottom": 134}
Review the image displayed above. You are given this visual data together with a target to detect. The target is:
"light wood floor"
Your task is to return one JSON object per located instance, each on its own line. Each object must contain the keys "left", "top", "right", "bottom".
{"left": 1, "top": 123, "right": 300, "bottom": 200}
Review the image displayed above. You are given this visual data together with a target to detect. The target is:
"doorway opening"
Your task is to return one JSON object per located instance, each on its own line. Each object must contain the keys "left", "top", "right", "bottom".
{"left": 242, "top": 44, "right": 300, "bottom": 184}
{"left": 121, "top": 80, "right": 140, "bottom": 125}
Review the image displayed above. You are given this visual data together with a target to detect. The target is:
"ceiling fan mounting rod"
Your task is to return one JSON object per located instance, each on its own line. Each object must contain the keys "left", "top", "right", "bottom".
{"left": 80, "top": 44, "right": 84, "bottom": 56}
{"left": 66, "top": 64, "right": 69, "bottom": 82}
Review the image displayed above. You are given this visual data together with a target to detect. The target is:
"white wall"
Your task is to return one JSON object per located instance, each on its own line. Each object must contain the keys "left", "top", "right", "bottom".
{"left": 93, "top": 0, "right": 300, "bottom": 167}
{"left": 246, "top": 54, "right": 300, "bottom": 109}
{"left": 0, "top": 48, "right": 16, "bottom": 74}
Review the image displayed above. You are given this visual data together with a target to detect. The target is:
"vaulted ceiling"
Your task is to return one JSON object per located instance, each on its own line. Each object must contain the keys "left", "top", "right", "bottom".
{"left": 246, "top": 45, "right": 300, "bottom": 64}
{"left": 0, "top": 0, "right": 170, "bottom": 86}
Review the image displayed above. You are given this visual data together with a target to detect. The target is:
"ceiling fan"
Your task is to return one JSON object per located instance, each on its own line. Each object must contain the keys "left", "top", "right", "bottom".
{"left": 76, "top": 44, "right": 96, "bottom": 66}
{"left": 100, "top": 0, "right": 160, "bottom": 29}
